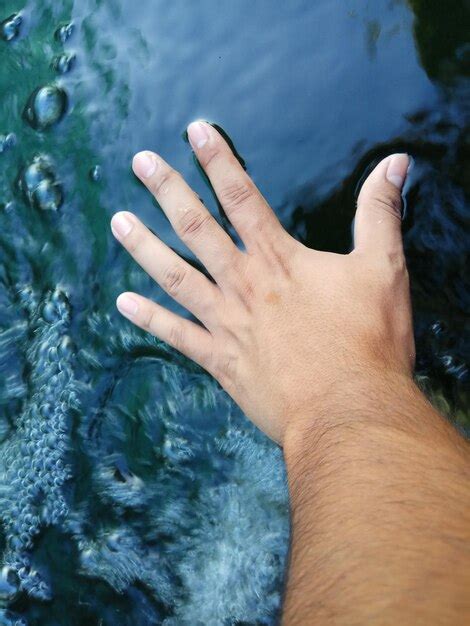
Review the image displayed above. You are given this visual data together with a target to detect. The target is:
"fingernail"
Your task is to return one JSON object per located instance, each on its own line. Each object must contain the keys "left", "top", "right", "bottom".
{"left": 187, "top": 121, "right": 209, "bottom": 149}
{"left": 133, "top": 151, "right": 157, "bottom": 179}
{"left": 386, "top": 153, "right": 409, "bottom": 190}
{"left": 116, "top": 293, "right": 139, "bottom": 317}
{"left": 111, "top": 212, "right": 133, "bottom": 239}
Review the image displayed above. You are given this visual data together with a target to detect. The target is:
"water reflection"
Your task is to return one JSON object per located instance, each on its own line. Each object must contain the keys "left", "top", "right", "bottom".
{"left": 409, "top": 0, "right": 470, "bottom": 83}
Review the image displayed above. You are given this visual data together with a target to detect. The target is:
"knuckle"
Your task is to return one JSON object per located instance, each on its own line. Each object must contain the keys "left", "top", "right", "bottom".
{"left": 216, "top": 248, "right": 242, "bottom": 277}
{"left": 237, "top": 277, "right": 255, "bottom": 309}
{"left": 125, "top": 230, "right": 141, "bottom": 255}
{"left": 216, "top": 353, "right": 237, "bottom": 387}
{"left": 370, "top": 191, "right": 402, "bottom": 218}
{"left": 219, "top": 180, "right": 255, "bottom": 212}
{"left": 177, "top": 207, "right": 211, "bottom": 239}
{"left": 268, "top": 239, "right": 293, "bottom": 278}
{"left": 152, "top": 168, "right": 180, "bottom": 197}
{"left": 385, "top": 249, "right": 406, "bottom": 270}
{"left": 142, "top": 307, "right": 157, "bottom": 333}
{"left": 199, "top": 145, "right": 220, "bottom": 168}
{"left": 168, "top": 322, "right": 185, "bottom": 351}
{"left": 162, "top": 264, "right": 187, "bottom": 296}
{"left": 378, "top": 250, "right": 408, "bottom": 285}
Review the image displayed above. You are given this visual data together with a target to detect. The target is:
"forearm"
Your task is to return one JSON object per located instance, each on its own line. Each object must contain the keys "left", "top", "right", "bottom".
{"left": 282, "top": 374, "right": 470, "bottom": 626}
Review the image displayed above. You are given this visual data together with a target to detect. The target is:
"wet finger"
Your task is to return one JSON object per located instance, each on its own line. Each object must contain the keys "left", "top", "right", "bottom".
{"left": 116, "top": 292, "right": 214, "bottom": 371}
{"left": 111, "top": 211, "right": 222, "bottom": 327}
{"left": 187, "top": 121, "right": 286, "bottom": 252}
{"left": 354, "top": 154, "right": 409, "bottom": 256}
{"left": 131, "top": 150, "right": 243, "bottom": 289}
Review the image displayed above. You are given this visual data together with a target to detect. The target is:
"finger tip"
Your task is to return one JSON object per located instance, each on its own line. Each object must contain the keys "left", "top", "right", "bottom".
{"left": 110, "top": 211, "right": 134, "bottom": 239}
{"left": 187, "top": 120, "right": 210, "bottom": 149}
{"left": 132, "top": 151, "right": 157, "bottom": 178}
{"left": 187, "top": 119, "right": 207, "bottom": 132}
{"left": 116, "top": 291, "right": 127, "bottom": 305}
{"left": 116, "top": 292, "right": 139, "bottom": 317}
{"left": 110, "top": 212, "right": 119, "bottom": 233}
{"left": 386, "top": 153, "right": 410, "bottom": 190}
{"left": 388, "top": 152, "right": 409, "bottom": 166}
{"left": 373, "top": 152, "right": 408, "bottom": 172}
{"left": 361, "top": 153, "right": 410, "bottom": 194}
{"left": 110, "top": 210, "right": 128, "bottom": 225}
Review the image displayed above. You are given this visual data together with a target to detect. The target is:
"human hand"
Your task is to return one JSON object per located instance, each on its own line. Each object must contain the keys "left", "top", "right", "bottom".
{"left": 111, "top": 122, "right": 413, "bottom": 444}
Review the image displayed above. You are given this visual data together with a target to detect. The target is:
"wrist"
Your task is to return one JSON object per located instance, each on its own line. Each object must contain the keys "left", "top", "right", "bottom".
{"left": 283, "top": 369, "right": 438, "bottom": 454}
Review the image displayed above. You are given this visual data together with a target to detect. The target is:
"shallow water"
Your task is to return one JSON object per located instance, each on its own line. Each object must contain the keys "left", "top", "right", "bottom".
{"left": 0, "top": 1, "right": 468, "bottom": 624}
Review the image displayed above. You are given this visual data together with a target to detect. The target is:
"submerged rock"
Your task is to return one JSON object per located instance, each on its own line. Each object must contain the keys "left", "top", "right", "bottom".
{"left": 55, "top": 23, "right": 74, "bottom": 43}
{"left": 0, "top": 14, "right": 22, "bottom": 42}
{"left": 17, "top": 156, "right": 63, "bottom": 211}
{"left": 52, "top": 52, "right": 76, "bottom": 75}
{"left": 23, "top": 85, "right": 68, "bottom": 131}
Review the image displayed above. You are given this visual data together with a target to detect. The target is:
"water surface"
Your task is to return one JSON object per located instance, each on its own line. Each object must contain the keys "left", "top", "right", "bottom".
{"left": 0, "top": 1, "right": 468, "bottom": 624}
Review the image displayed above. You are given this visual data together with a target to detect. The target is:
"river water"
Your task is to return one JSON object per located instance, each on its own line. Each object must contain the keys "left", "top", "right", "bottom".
{"left": 0, "top": 1, "right": 468, "bottom": 624}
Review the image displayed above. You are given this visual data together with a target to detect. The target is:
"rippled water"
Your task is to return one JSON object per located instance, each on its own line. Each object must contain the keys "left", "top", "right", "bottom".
{"left": 0, "top": 1, "right": 468, "bottom": 624}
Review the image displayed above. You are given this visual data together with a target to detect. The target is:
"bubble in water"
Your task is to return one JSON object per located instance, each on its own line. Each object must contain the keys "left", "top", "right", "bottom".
{"left": 51, "top": 288, "right": 70, "bottom": 308}
{"left": 0, "top": 566, "right": 19, "bottom": 603}
{"left": 0, "top": 201, "right": 15, "bottom": 213}
{"left": 89, "top": 165, "right": 102, "bottom": 182}
{"left": 440, "top": 355, "right": 469, "bottom": 381}
{"left": 32, "top": 179, "right": 63, "bottom": 211}
{"left": 17, "top": 156, "right": 63, "bottom": 211}
{"left": 106, "top": 531, "right": 123, "bottom": 552}
{"left": 51, "top": 52, "right": 76, "bottom": 74}
{"left": 42, "top": 302, "right": 59, "bottom": 323}
{"left": 0, "top": 133, "right": 16, "bottom": 153}
{"left": 0, "top": 416, "right": 10, "bottom": 443}
{"left": 58, "top": 336, "right": 76, "bottom": 358}
{"left": 23, "top": 85, "right": 68, "bottom": 131}
{"left": 55, "top": 23, "right": 74, "bottom": 43}
{"left": 19, "top": 156, "right": 54, "bottom": 194}
{"left": 0, "top": 14, "right": 22, "bottom": 42}
{"left": 0, "top": 609, "right": 28, "bottom": 626}
{"left": 42, "top": 289, "right": 70, "bottom": 322}
{"left": 430, "top": 320, "right": 446, "bottom": 337}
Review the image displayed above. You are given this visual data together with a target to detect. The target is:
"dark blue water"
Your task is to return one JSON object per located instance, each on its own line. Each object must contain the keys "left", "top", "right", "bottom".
{"left": 0, "top": 1, "right": 468, "bottom": 624}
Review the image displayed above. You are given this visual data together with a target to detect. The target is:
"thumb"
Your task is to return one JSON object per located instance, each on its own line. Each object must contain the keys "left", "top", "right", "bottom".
{"left": 354, "top": 153, "right": 409, "bottom": 255}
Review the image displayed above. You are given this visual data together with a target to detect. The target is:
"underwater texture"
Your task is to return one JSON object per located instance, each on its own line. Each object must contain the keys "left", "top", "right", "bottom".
{"left": 0, "top": 0, "right": 468, "bottom": 624}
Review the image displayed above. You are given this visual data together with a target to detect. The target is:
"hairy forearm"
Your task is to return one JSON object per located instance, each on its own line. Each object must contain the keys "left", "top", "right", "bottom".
{"left": 282, "top": 374, "right": 470, "bottom": 626}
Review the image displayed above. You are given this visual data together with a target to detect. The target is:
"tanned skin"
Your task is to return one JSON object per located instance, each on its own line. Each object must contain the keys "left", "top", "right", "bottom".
{"left": 110, "top": 121, "right": 470, "bottom": 625}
